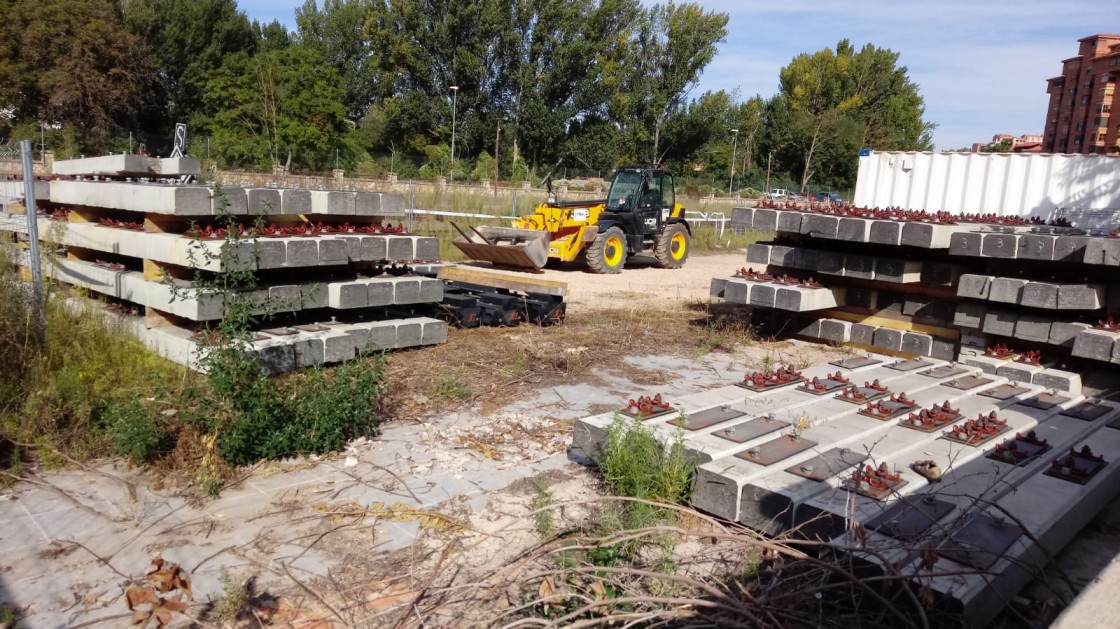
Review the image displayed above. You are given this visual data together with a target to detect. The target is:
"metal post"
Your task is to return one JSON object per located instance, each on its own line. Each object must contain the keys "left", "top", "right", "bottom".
{"left": 729, "top": 128, "right": 739, "bottom": 196}
{"left": 765, "top": 151, "right": 773, "bottom": 196}
{"left": 449, "top": 86, "right": 459, "bottom": 186}
{"left": 20, "top": 139, "right": 46, "bottom": 343}
{"left": 494, "top": 118, "right": 501, "bottom": 185}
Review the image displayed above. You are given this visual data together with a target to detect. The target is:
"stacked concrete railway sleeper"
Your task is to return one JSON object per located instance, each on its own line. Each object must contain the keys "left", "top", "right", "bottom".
{"left": 0, "top": 157, "right": 445, "bottom": 373}
{"left": 570, "top": 352, "right": 1117, "bottom": 627}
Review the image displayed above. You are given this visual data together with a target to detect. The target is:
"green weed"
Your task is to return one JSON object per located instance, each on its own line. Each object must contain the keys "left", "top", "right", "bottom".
{"left": 530, "top": 477, "right": 555, "bottom": 537}
{"left": 102, "top": 398, "right": 176, "bottom": 465}
{"left": 432, "top": 372, "right": 471, "bottom": 400}
{"left": 211, "top": 568, "right": 247, "bottom": 622}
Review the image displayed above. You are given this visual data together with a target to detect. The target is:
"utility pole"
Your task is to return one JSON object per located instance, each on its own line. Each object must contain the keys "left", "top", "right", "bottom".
{"left": 765, "top": 151, "right": 773, "bottom": 194}
{"left": 20, "top": 139, "right": 46, "bottom": 343}
{"left": 494, "top": 117, "right": 502, "bottom": 185}
{"left": 449, "top": 85, "right": 459, "bottom": 185}
{"left": 729, "top": 128, "right": 739, "bottom": 196}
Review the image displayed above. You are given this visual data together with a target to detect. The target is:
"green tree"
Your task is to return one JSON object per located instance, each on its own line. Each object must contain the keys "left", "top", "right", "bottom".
{"left": 204, "top": 46, "right": 352, "bottom": 171}
{"left": 770, "top": 40, "right": 934, "bottom": 192}
{"left": 296, "top": 0, "right": 377, "bottom": 121}
{"left": 982, "top": 138, "right": 1013, "bottom": 153}
{"left": 0, "top": 0, "right": 158, "bottom": 153}
{"left": 123, "top": 0, "right": 258, "bottom": 130}
{"left": 623, "top": 1, "right": 728, "bottom": 162}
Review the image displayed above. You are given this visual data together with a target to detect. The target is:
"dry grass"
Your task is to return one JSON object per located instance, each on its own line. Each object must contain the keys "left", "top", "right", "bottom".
{"left": 378, "top": 302, "right": 757, "bottom": 420}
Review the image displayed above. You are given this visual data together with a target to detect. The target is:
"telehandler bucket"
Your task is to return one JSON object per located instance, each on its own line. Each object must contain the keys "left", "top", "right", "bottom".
{"left": 450, "top": 223, "right": 551, "bottom": 271}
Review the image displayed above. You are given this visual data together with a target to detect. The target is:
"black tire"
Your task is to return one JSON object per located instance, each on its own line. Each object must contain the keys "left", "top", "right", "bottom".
{"left": 585, "top": 226, "right": 627, "bottom": 274}
{"left": 654, "top": 222, "right": 689, "bottom": 269}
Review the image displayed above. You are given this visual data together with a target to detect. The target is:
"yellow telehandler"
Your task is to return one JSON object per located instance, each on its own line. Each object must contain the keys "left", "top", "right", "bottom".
{"left": 451, "top": 164, "right": 690, "bottom": 273}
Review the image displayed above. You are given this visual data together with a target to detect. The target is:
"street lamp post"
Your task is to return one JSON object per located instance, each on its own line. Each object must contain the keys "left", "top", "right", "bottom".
{"left": 449, "top": 86, "right": 459, "bottom": 185}
{"left": 494, "top": 117, "right": 502, "bottom": 184}
{"left": 729, "top": 128, "right": 739, "bottom": 196}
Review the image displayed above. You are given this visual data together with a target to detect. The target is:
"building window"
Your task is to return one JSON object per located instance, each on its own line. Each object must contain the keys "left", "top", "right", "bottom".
{"left": 1082, "top": 95, "right": 1090, "bottom": 105}
{"left": 1096, "top": 117, "right": 1104, "bottom": 126}
{"left": 1075, "top": 137, "right": 1082, "bottom": 145}
{"left": 1069, "top": 87, "right": 1078, "bottom": 95}
{"left": 1076, "top": 121, "right": 1085, "bottom": 131}
{"left": 1098, "top": 132, "right": 1108, "bottom": 142}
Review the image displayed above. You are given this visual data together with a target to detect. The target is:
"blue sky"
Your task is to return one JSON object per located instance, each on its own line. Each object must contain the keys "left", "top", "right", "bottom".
{"left": 242, "top": 0, "right": 1114, "bottom": 150}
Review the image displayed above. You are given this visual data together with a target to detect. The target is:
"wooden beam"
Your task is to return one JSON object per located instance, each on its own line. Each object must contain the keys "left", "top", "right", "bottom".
{"left": 143, "top": 259, "right": 166, "bottom": 281}
{"left": 5, "top": 202, "right": 26, "bottom": 215}
{"left": 842, "top": 341, "right": 917, "bottom": 360}
{"left": 438, "top": 264, "right": 568, "bottom": 297}
{"left": 68, "top": 207, "right": 98, "bottom": 223}
{"left": 820, "top": 308, "right": 961, "bottom": 340}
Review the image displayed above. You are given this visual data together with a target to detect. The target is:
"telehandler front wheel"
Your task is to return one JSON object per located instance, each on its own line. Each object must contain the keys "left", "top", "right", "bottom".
{"left": 654, "top": 223, "right": 689, "bottom": 268}
{"left": 585, "top": 226, "right": 627, "bottom": 274}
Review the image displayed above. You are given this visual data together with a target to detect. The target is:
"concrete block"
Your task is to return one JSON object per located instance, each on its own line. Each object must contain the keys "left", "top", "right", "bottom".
{"left": 980, "top": 233, "right": 1018, "bottom": 258}
{"left": 769, "top": 245, "right": 795, "bottom": 267}
{"left": 797, "top": 318, "right": 822, "bottom": 338}
{"left": 908, "top": 299, "right": 953, "bottom": 325}
{"left": 362, "top": 322, "right": 398, "bottom": 350}
{"left": 365, "top": 192, "right": 406, "bottom": 215}
{"left": 872, "top": 327, "right": 903, "bottom": 351}
{"left": 960, "top": 329, "right": 988, "bottom": 351}
{"left": 723, "top": 279, "right": 751, "bottom": 304}
{"left": 901, "top": 222, "right": 955, "bottom": 248}
{"left": 710, "top": 277, "right": 728, "bottom": 298}
{"left": 386, "top": 236, "right": 415, "bottom": 261}
{"left": 367, "top": 278, "right": 396, "bottom": 307}
{"left": 49, "top": 180, "right": 213, "bottom": 215}
{"left": 749, "top": 284, "right": 776, "bottom": 308}
{"left": 295, "top": 337, "right": 327, "bottom": 368}
{"left": 1057, "top": 284, "right": 1106, "bottom": 310}
{"left": 255, "top": 343, "right": 297, "bottom": 375}
{"left": 957, "top": 274, "right": 993, "bottom": 300}
{"left": 396, "top": 321, "right": 423, "bottom": 348}
{"left": 415, "top": 237, "right": 440, "bottom": 261}
{"left": 989, "top": 277, "right": 1028, "bottom": 304}
{"left": 1072, "top": 329, "right": 1120, "bottom": 362}
{"left": 299, "top": 283, "right": 328, "bottom": 309}
{"left": 921, "top": 262, "right": 962, "bottom": 287}
{"left": 844, "top": 286, "right": 876, "bottom": 309}
{"left": 1054, "top": 235, "right": 1089, "bottom": 262}
{"left": 962, "top": 354, "right": 1003, "bottom": 374}
{"left": 421, "top": 319, "right": 448, "bottom": 345}
{"left": 818, "top": 319, "right": 851, "bottom": 343}
{"left": 802, "top": 214, "right": 838, "bottom": 238}
{"left": 280, "top": 189, "right": 312, "bottom": 215}
{"left": 843, "top": 254, "right": 875, "bottom": 280}
{"left": 328, "top": 282, "right": 369, "bottom": 309}
{"left": 215, "top": 186, "right": 248, "bottom": 215}
{"left": 1020, "top": 282, "right": 1059, "bottom": 309}
{"left": 874, "top": 258, "right": 922, "bottom": 283}
{"left": 246, "top": 188, "right": 281, "bottom": 215}
{"left": 730, "top": 207, "right": 754, "bottom": 231}
{"left": 850, "top": 323, "right": 877, "bottom": 346}
{"left": 1050, "top": 321, "right": 1091, "bottom": 348}
{"left": 318, "top": 238, "right": 350, "bottom": 264}
{"left": 418, "top": 277, "right": 444, "bottom": 302}
{"left": 929, "top": 338, "right": 956, "bottom": 361}
{"left": 818, "top": 251, "right": 845, "bottom": 276}
{"left": 876, "top": 291, "right": 905, "bottom": 312}
{"left": 1013, "top": 313, "right": 1052, "bottom": 343}
{"left": 790, "top": 248, "right": 819, "bottom": 271}
{"left": 712, "top": 276, "right": 730, "bottom": 297}
{"left": 392, "top": 278, "right": 422, "bottom": 304}
{"left": 360, "top": 236, "right": 388, "bottom": 261}
{"left": 310, "top": 190, "right": 356, "bottom": 215}
{"left": 995, "top": 361, "right": 1042, "bottom": 383}
{"left": 837, "top": 218, "right": 868, "bottom": 242}
{"left": 345, "top": 327, "right": 371, "bottom": 354}
{"left": 1032, "top": 368, "right": 1082, "bottom": 395}
{"left": 752, "top": 209, "right": 777, "bottom": 232}
{"left": 150, "top": 157, "right": 201, "bottom": 177}
{"left": 338, "top": 235, "right": 362, "bottom": 261}
{"left": 323, "top": 330, "right": 358, "bottom": 363}
{"left": 746, "top": 244, "right": 772, "bottom": 265}
{"left": 901, "top": 332, "right": 932, "bottom": 356}
{"left": 774, "top": 287, "right": 842, "bottom": 311}
{"left": 981, "top": 310, "right": 1018, "bottom": 337}
{"left": 269, "top": 285, "right": 302, "bottom": 308}
{"left": 285, "top": 240, "right": 319, "bottom": 267}
{"left": 868, "top": 220, "right": 901, "bottom": 245}
{"left": 775, "top": 210, "right": 803, "bottom": 233}
{"left": 52, "top": 154, "right": 151, "bottom": 176}
{"left": 948, "top": 231, "right": 983, "bottom": 257}
{"left": 1084, "top": 238, "right": 1120, "bottom": 266}
{"left": 1018, "top": 234, "right": 1055, "bottom": 261}
{"left": 354, "top": 191, "right": 380, "bottom": 215}
{"left": 954, "top": 302, "right": 988, "bottom": 329}
{"left": 251, "top": 240, "right": 287, "bottom": 269}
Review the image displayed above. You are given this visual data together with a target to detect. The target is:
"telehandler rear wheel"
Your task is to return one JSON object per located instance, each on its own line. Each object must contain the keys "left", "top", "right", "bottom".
{"left": 654, "top": 223, "right": 689, "bottom": 268}
{"left": 585, "top": 226, "right": 627, "bottom": 274}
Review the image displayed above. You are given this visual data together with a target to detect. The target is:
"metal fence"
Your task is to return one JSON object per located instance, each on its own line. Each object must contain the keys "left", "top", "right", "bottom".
{"left": 1, "top": 140, "right": 46, "bottom": 339}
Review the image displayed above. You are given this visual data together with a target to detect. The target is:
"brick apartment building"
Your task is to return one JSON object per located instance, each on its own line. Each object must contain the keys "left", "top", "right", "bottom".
{"left": 1043, "top": 34, "right": 1120, "bottom": 154}
{"left": 970, "top": 133, "right": 1043, "bottom": 153}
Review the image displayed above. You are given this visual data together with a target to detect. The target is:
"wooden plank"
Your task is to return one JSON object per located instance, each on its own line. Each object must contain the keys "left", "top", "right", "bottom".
{"left": 143, "top": 259, "right": 166, "bottom": 281}
{"left": 68, "top": 208, "right": 98, "bottom": 223}
{"left": 18, "top": 265, "right": 32, "bottom": 282}
{"left": 5, "top": 202, "right": 26, "bottom": 215}
{"left": 821, "top": 308, "right": 961, "bottom": 340}
{"left": 842, "top": 341, "right": 916, "bottom": 359}
{"left": 145, "top": 306, "right": 184, "bottom": 329}
{"left": 438, "top": 264, "right": 568, "bottom": 297}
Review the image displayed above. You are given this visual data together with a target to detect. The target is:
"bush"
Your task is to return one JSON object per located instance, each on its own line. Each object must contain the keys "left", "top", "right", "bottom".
{"left": 102, "top": 398, "right": 175, "bottom": 465}
{"left": 597, "top": 416, "right": 694, "bottom": 505}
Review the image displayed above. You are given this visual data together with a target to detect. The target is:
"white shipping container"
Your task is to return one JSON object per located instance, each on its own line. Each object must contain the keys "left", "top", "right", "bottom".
{"left": 853, "top": 151, "right": 1120, "bottom": 221}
